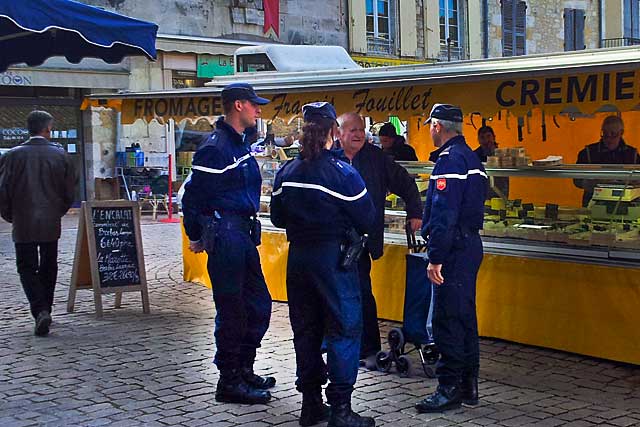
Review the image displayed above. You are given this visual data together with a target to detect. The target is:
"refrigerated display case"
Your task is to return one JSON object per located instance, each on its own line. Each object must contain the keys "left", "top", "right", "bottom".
{"left": 181, "top": 158, "right": 640, "bottom": 364}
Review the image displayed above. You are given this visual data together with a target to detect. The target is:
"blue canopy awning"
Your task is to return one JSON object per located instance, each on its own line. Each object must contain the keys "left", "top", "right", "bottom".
{"left": 0, "top": 0, "right": 158, "bottom": 72}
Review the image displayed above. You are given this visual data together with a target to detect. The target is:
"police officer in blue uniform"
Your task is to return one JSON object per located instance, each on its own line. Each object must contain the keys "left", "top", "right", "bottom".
{"left": 182, "top": 83, "right": 274, "bottom": 405}
{"left": 271, "top": 102, "right": 376, "bottom": 427}
{"left": 415, "top": 104, "right": 488, "bottom": 413}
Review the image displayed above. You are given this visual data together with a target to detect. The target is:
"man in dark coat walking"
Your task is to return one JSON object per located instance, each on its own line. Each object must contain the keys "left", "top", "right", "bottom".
{"left": 0, "top": 110, "right": 76, "bottom": 336}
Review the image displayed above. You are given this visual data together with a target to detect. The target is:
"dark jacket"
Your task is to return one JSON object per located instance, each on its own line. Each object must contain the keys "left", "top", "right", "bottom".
{"left": 339, "top": 143, "right": 422, "bottom": 260}
{"left": 383, "top": 137, "right": 419, "bottom": 161}
{"left": 182, "top": 117, "right": 262, "bottom": 242}
{"left": 270, "top": 150, "right": 374, "bottom": 243}
{"left": 0, "top": 136, "right": 75, "bottom": 243}
{"left": 422, "top": 135, "right": 487, "bottom": 265}
{"left": 575, "top": 139, "right": 640, "bottom": 206}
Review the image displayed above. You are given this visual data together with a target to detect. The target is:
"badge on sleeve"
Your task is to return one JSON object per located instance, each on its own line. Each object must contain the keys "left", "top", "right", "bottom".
{"left": 436, "top": 178, "right": 447, "bottom": 191}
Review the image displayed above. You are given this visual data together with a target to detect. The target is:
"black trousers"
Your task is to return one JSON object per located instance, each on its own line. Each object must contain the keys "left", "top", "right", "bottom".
{"left": 206, "top": 221, "right": 272, "bottom": 373}
{"left": 433, "top": 234, "right": 483, "bottom": 386}
{"left": 15, "top": 241, "right": 58, "bottom": 319}
{"left": 357, "top": 249, "right": 381, "bottom": 358}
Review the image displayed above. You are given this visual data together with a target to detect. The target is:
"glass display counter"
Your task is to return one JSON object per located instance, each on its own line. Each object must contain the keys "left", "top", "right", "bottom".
{"left": 257, "top": 156, "right": 640, "bottom": 267}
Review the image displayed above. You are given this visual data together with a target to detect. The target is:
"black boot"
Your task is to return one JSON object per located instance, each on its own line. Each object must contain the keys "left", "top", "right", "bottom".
{"left": 415, "top": 384, "right": 462, "bottom": 413}
{"left": 241, "top": 366, "right": 276, "bottom": 389}
{"left": 300, "top": 391, "right": 331, "bottom": 426}
{"left": 327, "top": 403, "right": 375, "bottom": 427}
{"left": 460, "top": 376, "right": 478, "bottom": 406}
{"left": 215, "top": 369, "right": 271, "bottom": 404}
{"left": 34, "top": 311, "right": 52, "bottom": 337}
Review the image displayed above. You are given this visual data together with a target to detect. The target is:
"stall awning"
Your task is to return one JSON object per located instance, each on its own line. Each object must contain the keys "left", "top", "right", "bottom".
{"left": 156, "top": 34, "right": 268, "bottom": 57}
{"left": 86, "top": 46, "right": 640, "bottom": 124}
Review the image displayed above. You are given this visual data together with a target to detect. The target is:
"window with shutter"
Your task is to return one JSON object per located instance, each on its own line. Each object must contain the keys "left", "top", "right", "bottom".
{"left": 501, "top": 0, "right": 526, "bottom": 56}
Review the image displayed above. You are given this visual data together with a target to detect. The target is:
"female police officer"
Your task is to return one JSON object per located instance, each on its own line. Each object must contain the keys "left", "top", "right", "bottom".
{"left": 270, "top": 103, "right": 376, "bottom": 427}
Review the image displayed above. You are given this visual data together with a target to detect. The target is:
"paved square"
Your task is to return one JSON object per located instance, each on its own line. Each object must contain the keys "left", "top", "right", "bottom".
{"left": 0, "top": 217, "right": 638, "bottom": 426}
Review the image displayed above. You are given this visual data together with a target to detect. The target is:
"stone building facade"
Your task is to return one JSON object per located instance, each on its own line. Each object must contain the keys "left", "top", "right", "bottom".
{"left": 2, "top": 0, "right": 636, "bottom": 200}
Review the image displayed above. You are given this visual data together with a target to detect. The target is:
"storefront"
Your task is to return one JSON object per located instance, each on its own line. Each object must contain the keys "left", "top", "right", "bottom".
{"left": 0, "top": 59, "right": 130, "bottom": 202}
{"left": 87, "top": 47, "right": 640, "bottom": 365}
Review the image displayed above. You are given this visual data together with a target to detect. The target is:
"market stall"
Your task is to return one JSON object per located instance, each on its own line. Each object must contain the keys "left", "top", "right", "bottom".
{"left": 87, "top": 47, "right": 640, "bottom": 365}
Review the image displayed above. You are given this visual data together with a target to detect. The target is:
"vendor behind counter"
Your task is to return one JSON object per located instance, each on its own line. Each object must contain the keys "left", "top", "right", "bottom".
{"left": 574, "top": 116, "right": 640, "bottom": 207}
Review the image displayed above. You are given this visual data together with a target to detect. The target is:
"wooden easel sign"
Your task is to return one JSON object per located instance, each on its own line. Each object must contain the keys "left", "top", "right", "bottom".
{"left": 67, "top": 200, "right": 150, "bottom": 318}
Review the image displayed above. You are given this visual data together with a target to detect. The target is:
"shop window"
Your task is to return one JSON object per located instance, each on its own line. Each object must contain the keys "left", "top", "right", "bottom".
{"left": 439, "top": 0, "right": 466, "bottom": 61}
{"left": 502, "top": 0, "right": 527, "bottom": 56}
{"left": 564, "top": 9, "right": 585, "bottom": 51}
{"left": 171, "top": 71, "right": 208, "bottom": 89}
{"left": 366, "top": 0, "right": 397, "bottom": 55}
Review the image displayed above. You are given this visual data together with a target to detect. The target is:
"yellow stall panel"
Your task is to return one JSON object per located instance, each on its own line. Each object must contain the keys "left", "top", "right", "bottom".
{"left": 183, "top": 227, "right": 640, "bottom": 365}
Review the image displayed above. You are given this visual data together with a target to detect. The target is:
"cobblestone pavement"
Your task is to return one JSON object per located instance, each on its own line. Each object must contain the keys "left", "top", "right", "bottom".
{"left": 1, "top": 216, "right": 639, "bottom": 427}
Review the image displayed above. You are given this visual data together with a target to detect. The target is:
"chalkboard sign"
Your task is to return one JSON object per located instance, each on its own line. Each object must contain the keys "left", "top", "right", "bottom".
{"left": 92, "top": 207, "right": 140, "bottom": 287}
{"left": 67, "top": 201, "right": 149, "bottom": 318}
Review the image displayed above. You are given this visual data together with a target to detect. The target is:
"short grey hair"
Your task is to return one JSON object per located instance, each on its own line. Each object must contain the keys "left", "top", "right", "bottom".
{"left": 432, "top": 118, "right": 463, "bottom": 134}
{"left": 337, "top": 112, "right": 363, "bottom": 128}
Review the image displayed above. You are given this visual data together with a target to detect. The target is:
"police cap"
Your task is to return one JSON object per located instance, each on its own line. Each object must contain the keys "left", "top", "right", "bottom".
{"left": 302, "top": 101, "right": 337, "bottom": 123}
{"left": 221, "top": 82, "right": 270, "bottom": 105}
{"left": 424, "top": 103, "right": 463, "bottom": 124}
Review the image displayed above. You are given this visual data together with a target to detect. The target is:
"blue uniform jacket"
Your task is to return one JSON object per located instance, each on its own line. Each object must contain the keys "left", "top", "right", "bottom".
{"left": 270, "top": 150, "right": 375, "bottom": 243}
{"left": 421, "top": 135, "right": 487, "bottom": 265}
{"left": 182, "top": 117, "right": 261, "bottom": 242}
{"left": 334, "top": 143, "right": 422, "bottom": 260}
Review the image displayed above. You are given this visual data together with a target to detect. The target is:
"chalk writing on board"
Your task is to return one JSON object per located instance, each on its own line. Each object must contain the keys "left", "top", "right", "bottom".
{"left": 92, "top": 207, "right": 140, "bottom": 287}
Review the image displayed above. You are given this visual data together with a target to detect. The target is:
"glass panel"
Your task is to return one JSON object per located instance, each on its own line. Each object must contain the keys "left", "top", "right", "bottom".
{"left": 366, "top": 0, "right": 374, "bottom": 15}
{"left": 378, "top": 0, "right": 389, "bottom": 17}
{"left": 439, "top": 0, "right": 445, "bottom": 8}
{"left": 378, "top": 17, "right": 389, "bottom": 34}
{"left": 440, "top": 23, "right": 446, "bottom": 42}
{"left": 366, "top": 16, "right": 374, "bottom": 34}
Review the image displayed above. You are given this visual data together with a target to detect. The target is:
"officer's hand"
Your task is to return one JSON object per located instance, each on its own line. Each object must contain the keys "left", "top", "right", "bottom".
{"left": 427, "top": 263, "right": 444, "bottom": 285}
{"left": 189, "top": 239, "right": 205, "bottom": 253}
{"left": 408, "top": 218, "right": 422, "bottom": 233}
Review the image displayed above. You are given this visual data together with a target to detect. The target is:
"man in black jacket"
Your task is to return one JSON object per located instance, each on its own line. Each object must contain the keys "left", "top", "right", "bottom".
{"left": 0, "top": 110, "right": 76, "bottom": 336}
{"left": 337, "top": 112, "right": 423, "bottom": 368}
{"left": 378, "top": 122, "right": 419, "bottom": 161}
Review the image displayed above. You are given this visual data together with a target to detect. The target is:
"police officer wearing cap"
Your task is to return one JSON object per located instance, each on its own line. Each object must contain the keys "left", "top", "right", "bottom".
{"left": 271, "top": 102, "right": 376, "bottom": 427}
{"left": 182, "top": 82, "right": 274, "bottom": 405}
{"left": 415, "top": 104, "right": 488, "bottom": 413}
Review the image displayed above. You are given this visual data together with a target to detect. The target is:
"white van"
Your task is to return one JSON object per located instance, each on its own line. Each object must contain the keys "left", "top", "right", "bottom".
{"left": 234, "top": 45, "right": 360, "bottom": 73}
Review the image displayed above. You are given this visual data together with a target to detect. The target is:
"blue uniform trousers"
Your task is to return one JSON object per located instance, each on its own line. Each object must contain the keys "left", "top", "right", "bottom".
{"left": 206, "top": 216, "right": 272, "bottom": 372}
{"left": 287, "top": 240, "right": 362, "bottom": 405}
{"left": 432, "top": 233, "right": 483, "bottom": 385}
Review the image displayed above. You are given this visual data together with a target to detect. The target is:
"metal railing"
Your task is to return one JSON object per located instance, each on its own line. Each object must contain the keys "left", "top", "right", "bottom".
{"left": 367, "top": 36, "right": 394, "bottom": 55}
{"left": 601, "top": 37, "right": 640, "bottom": 48}
{"left": 438, "top": 45, "right": 465, "bottom": 62}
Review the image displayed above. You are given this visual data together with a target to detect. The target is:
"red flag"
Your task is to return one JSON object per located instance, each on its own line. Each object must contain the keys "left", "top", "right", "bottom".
{"left": 263, "top": 0, "right": 280, "bottom": 37}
